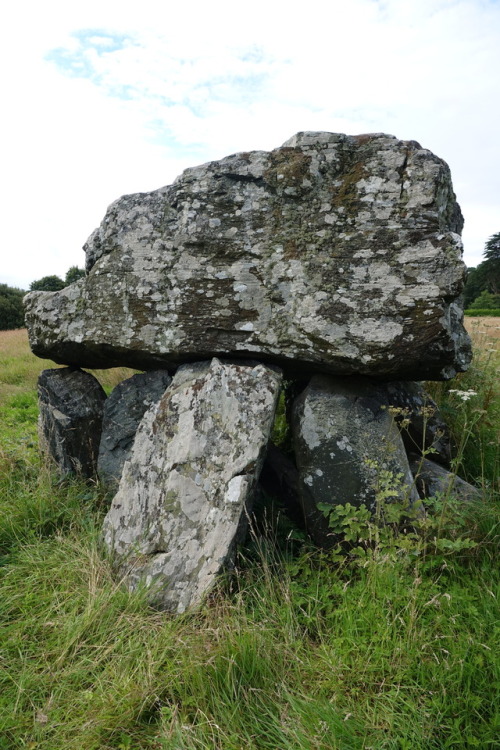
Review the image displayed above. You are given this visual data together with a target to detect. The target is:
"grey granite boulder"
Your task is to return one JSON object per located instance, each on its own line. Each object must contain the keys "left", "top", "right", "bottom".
{"left": 25, "top": 131, "right": 470, "bottom": 380}
{"left": 410, "top": 456, "right": 480, "bottom": 503}
{"left": 98, "top": 370, "right": 171, "bottom": 488}
{"left": 292, "top": 375, "right": 421, "bottom": 547}
{"left": 38, "top": 368, "right": 106, "bottom": 477}
{"left": 102, "top": 358, "right": 282, "bottom": 613}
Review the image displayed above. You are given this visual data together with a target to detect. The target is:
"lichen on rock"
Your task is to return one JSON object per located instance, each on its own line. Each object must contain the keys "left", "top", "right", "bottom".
{"left": 24, "top": 131, "right": 471, "bottom": 380}
{"left": 292, "top": 375, "right": 421, "bottom": 548}
{"left": 37, "top": 368, "right": 106, "bottom": 477}
{"left": 102, "top": 358, "right": 282, "bottom": 613}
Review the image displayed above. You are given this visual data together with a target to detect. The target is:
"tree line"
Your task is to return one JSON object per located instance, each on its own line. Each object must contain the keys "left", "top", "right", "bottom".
{"left": 463, "top": 232, "right": 500, "bottom": 309}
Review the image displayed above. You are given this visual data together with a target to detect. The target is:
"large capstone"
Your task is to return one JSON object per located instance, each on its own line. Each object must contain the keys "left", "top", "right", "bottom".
{"left": 102, "top": 358, "right": 282, "bottom": 613}
{"left": 24, "top": 132, "right": 471, "bottom": 380}
{"left": 292, "top": 375, "right": 421, "bottom": 548}
{"left": 98, "top": 370, "right": 171, "bottom": 488}
{"left": 38, "top": 368, "right": 106, "bottom": 477}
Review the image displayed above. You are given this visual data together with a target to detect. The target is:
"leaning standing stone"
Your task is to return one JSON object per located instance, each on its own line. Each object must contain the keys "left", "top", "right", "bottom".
{"left": 102, "top": 358, "right": 282, "bottom": 613}
{"left": 98, "top": 370, "right": 171, "bottom": 488}
{"left": 38, "top": 368, "right": 106, "bottom": 477}
{"left": 292, "top": 375, "right": 420, "bottom": 548}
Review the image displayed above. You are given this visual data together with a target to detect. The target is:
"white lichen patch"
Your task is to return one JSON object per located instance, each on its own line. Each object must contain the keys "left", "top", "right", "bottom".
{"left": 336, "top": 436, "right": 353, "bottom": 452}
{"left": 348, "top": 319, "right": 403, "bottom": 344}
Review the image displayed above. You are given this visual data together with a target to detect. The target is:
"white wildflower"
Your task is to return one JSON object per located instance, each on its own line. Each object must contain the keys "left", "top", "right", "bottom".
{"left": 448, "top": 389, "right": 478, "bottom": 401}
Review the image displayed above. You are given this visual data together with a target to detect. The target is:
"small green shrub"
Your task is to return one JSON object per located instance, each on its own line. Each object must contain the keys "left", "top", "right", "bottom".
{"left": 0, "top": 284, "right": 25, "bottom": 330}
{"left": 468, "top": 290, "right": 500, "bottom": 310}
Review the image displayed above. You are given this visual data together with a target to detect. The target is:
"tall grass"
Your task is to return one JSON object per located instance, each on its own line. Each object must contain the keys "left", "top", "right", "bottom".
{"left": 426, "top": 316, "right": 500, "bottom": 489}
{"left": 0, "top": 327, "right": 498, "bottom": 749}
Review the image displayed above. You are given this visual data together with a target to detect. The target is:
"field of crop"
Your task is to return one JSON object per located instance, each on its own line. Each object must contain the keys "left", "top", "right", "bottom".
{"left": 0, "top": 326, "right": 498, "bottom": 749}
{"left": 465, "top": 316, "right": 500, "bottom": 342}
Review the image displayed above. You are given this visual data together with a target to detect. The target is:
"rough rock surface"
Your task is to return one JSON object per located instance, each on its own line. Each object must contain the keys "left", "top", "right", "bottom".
{"left": 98, "top": 370, "right": 171, "bottom": 487}
{"left": 410, "top": 456, "right": 480, "bottom": 503}
{"left": 102, "top": 359, "right": 282, "bottom": 613}
{"left": 25, "top": 131, "right": 470, "bottom": 380}
{"left": 38, "top": 368, "right": 106, "bottom": 476}
{"left": 292, "top": 375, "right": 420, "bottom": 547}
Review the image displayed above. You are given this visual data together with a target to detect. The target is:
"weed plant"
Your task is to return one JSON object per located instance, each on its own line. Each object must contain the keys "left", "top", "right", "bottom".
{"left": 0, "top": 328, "right": 498, "bottom": 749}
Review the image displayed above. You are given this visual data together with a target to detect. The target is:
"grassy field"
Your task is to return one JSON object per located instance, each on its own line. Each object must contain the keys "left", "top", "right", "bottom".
{"left": 464, "top": 316, "right": 500, "bottom": 344}
{"left": 0, "top": 327, "right": 498, "bottom": 749}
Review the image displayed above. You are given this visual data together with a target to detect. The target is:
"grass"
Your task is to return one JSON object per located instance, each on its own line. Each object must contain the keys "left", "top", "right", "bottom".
{"left": 0, "top": 326, "right": 498, "bottom": 749}
{"left": 426, "top": 316, "right": 500, "bottom": 489}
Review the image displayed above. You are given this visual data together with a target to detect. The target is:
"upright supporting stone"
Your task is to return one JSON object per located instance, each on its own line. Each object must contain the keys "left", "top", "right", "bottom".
{"left": 98, "top": 370, "right": 171, "bottom": 488}
{"left": 38, "top": 368, "right": 106, "bottom": 477}
{"left": 103, "top": 358, "right": 282, "bottom": 613}
{"left": 292, "top": 376, "right": 420, "bottom": 547}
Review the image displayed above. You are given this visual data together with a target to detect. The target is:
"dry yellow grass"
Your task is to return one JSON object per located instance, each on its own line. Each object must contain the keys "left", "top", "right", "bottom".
{"left": 0, "top": 328, "right": 135, "bottom": 404}
{"left": 464, "top": 316, "right": 500, "bottom": 342}
{"left": 0, "top": 327, "right": 31, "bottom": 356}
{"left": 464, "top": 318, "right": 500, "bottom": 372}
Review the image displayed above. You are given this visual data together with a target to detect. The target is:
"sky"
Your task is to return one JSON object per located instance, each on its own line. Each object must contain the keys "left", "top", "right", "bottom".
{"left": 2, "top": 0, "right": 499, "bottom": 290}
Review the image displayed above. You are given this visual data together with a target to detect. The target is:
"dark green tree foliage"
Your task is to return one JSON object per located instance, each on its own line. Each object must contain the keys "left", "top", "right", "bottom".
{"left": 469, "top": 290, "right": 500, "bottom": 310}
{"left": 463, "top": 232, "right": 500, "bottom": 306}
{"left": 483, "top": 232, "right": 500, "bottom": 294}
{"left": 29, "top": 275, "right": 65, "bottom": 292}
{"left": 0, "top": 284, "right": 25, "bottom": 330}
{"left": 484, "top": 231, "right": 500, "bottom": 261}
{"left": 65, "top": 266, "right": 85, "bottom": 285}
{"left": 463, "top": 266, "right": 485, "bottom": 307}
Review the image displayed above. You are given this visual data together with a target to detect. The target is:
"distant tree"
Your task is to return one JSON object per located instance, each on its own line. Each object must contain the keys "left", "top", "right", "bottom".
{"left": 464, "top": 232, "right": 500, "bottom": 306}
{"left": 29, "top": 275, "right": 65, "bottom": 292}
{"left": 0, "top": 284, "right": 25, "bottom": 330}
{"left": 463, "top": 266, "right": 487, "bottom": 307}
{"left": 468, "top": 290, "right": 500, "bottom": 310}
{"left": 482, "top": 232, "right": 500, "bottom": 294}
{"left": 65, "top": 266, "right": 85, "bottom": 285}
{"left": 484, "top": 231, "right": 500, "bottom": 262}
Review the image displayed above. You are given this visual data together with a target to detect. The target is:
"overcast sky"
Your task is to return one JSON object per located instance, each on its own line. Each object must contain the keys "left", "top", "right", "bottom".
{"left": 2, "top": 0, "right": 499, "bottom": 290}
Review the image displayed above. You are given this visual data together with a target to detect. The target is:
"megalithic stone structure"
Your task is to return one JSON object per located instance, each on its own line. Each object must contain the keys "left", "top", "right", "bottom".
{"left": 25, "top": 132, "right": 475, "bottom": 613}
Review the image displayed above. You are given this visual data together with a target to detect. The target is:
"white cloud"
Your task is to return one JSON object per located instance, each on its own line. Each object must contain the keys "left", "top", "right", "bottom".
{"left": 1, "top": 0, "right": 499, "bottom": 289}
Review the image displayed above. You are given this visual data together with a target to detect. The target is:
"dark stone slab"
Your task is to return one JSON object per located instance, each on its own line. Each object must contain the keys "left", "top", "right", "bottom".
{"left": 98, "top": 370, "right": 171, "bottom": 487}
{"left": 292, "top": 375, "right": 421, "bottom": 547}
{"left": 410, "top": 456, "right": 480, "bottom": 503}
{"left": 38, "top": 368, "right": 106, "bottom": 477}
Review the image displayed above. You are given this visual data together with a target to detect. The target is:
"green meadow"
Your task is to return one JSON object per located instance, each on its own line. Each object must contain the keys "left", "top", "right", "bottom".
{"left": 0, "top": 326, "right": 498, "bottom": 750}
